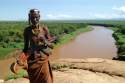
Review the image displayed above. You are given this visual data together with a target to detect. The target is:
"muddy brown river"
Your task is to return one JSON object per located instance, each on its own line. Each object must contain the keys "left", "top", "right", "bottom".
{"left": 0, "top": 26, "right": 117, "bottom": 79}
{"left": 52, "top": 26, "right": 117, "bottom": 59}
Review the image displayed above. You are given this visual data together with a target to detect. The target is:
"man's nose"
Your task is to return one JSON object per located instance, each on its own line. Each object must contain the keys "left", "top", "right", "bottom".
{"left": 34, "top": 18, "right": 37, "bottom": 21}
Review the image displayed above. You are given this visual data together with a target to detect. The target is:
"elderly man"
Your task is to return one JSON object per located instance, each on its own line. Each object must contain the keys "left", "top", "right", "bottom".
{"left": 11, "top": 9, "right": 53, "bottom": 83}
{"left": 23, "top": 9, "right": 53, "bottom": 83}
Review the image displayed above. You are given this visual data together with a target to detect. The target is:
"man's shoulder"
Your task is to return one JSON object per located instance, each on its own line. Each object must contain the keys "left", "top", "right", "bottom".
{"left": 24, "top": 26, "right": 31, "bottom": 32}
{"left": 40, "top": 24, "right": 48, "bottom": 31}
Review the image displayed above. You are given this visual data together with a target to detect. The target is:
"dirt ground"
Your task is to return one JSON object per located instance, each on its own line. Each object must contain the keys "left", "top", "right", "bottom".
{"left": 3, "top": 58, "right": 125, "bottom": 83}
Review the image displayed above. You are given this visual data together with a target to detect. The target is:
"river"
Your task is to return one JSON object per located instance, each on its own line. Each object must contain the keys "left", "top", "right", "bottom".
{"left": 51, "top": 26, "right": 117, "bottom": 59}
{"left": 0, "top": 26, "right": 117, "bottom": 79}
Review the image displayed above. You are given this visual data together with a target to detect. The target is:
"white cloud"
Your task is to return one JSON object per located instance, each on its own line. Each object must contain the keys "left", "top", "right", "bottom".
{"left": 112, "top": 6, "right": 125, "bottom": 13}
{"left": 46, "top": 14, "right": 81, "bottom": 20}
{"left": 95, "top": 14, "right": 120, "bottom": 19}
{"left": 89, "top": 13, "right": 125, "bottom": 19}
{"left": 88, "top": 6, "right": 125, "bottom": 19}
{"left": 45, "top": 5, "right": 125, "bottom": 20}
{"left": 93, "top": 14, "right": 110, "bottom": 19}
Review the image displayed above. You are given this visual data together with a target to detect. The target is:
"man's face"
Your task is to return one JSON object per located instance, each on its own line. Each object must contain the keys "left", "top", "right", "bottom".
{"left": 30, "top": 12, "right": 40, "bottom": 26}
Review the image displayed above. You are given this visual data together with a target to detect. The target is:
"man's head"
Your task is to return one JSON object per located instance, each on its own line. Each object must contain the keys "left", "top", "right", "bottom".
{"left": 29, "top": 9, "right": 40, "bottom": 26}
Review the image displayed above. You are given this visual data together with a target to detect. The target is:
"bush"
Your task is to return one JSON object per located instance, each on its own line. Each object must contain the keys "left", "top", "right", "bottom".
{"left": 5, "top": 69, "right": 28, "bottom": 81}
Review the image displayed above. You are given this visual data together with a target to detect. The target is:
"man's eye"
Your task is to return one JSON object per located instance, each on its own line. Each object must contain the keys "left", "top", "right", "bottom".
{"left": 36, "top": 17, "right": 39, "bottom": 20}
{"left": 35, "top": 17, "right": 39, "bottom": 19}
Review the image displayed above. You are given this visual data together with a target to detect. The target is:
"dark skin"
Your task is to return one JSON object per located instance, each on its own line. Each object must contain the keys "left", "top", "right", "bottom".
{"left": 30, "top": 12, "right": 40, "bottom": 27}
{"left": 23, "top": 12, "right": 53, "bottom": 56}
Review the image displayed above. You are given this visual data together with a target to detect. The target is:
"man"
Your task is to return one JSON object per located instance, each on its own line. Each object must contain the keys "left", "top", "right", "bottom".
{"left": 11, "top": 9, "right": 53, "bottom": 83}
{"left": 24, "top": 9, "right": 53, "bottom": 83}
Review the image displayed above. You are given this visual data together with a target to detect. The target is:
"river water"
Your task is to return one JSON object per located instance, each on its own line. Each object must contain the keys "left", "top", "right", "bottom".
{"left": 52, "top": 26, "right": 117, "bottom": 59}
{"left": 0, "top": 26, "right": 117, "bottom": 79}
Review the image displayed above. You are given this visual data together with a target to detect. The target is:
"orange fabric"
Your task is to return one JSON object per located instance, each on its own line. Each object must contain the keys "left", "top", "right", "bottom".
{"left": 19, "top": 53, "right": 28, "bottom": 62}
{"left": 27, "top": 55, "right": 53, "bottom": 83}
{"left": 17, "top": 52, "right": 28, "bottom": 69}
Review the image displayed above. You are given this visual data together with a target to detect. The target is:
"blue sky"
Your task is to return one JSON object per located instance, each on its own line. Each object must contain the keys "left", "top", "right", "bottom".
{"left": 0, "top": 0, "right": 125, "bottom": 20}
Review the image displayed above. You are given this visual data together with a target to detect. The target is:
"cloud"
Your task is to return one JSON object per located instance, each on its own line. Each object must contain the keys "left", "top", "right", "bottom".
{"left": 45, "top": 5, "right": 125, "bottom": 20}
{"left": 89, "top": 13, "right": 125, "bottom": 19}
{"left": 88, "top": 6, "right": 125, "bottom": 19}
{"left": 46, "top": 14, "right": 81, "bottom": 20}
{"left": 112, "top": 6, "right": 125, "bottom": 13}
{"left": 93, "top": 14, "right": 110, "bottom": 19}
{"left": 94, "top": 14, "right": 120, "bottom": 19}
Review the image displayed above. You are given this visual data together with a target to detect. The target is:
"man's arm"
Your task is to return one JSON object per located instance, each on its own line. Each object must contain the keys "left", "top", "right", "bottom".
{"left": 23, "top": 28, "right": 30, "bottom": 53}
{"left": 43, "top": 26, "right": 54, "bottom": 49}
{"left": 43, "top": 25, "right": 52, "bottom": 40}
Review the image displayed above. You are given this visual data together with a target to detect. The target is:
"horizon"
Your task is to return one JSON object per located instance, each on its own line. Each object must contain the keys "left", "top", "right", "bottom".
{"left": 0, "top": 19, "right": 125, "bottom": 22}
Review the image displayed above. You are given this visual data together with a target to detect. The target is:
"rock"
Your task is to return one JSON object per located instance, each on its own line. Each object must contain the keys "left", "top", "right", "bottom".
{"left": 53, "top": 69, "right": 125, "bottom": 83}
{"left": 4, "top": 78, "right": 29, "bottom": 83}
{"left": 0, "top": 79, "right": 4, "bottom": 83}
{"left": 4, "top": 58, "right": 125, "bottom": 83}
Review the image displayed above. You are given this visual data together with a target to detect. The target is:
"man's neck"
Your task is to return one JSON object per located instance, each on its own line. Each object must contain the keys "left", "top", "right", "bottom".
{"left": 31, "top": 24, "right": 39, "bottom": 29}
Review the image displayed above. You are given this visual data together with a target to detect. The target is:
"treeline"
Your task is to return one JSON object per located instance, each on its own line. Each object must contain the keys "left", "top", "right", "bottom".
{"left": 112, "top": 25, "right": 125, "bottom": 60}
{"left": 84, "top": 20, "right": 125, "bottom": 27}
{"left": 0, "top": 21, "right": 87, "bottom": 48}
{"left": 0, "top": 22, "right": 27, "bottom": 48}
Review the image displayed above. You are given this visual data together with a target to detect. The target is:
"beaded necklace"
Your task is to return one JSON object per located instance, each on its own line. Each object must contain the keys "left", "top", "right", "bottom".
{"left": 31, "top": 25, "right": 40, "bottom": 36}
{"left": 32, "top": 28, "right": 40, "bottom": 36}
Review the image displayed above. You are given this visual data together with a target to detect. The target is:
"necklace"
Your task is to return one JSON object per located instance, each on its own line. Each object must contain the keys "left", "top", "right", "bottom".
{"left": 32, "top": 27, "right": 40, "bottom": 35}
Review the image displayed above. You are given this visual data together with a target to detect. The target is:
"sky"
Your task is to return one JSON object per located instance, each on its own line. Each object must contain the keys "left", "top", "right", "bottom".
{"left": 0, "top": 0, "right": 125, "bottom": 20}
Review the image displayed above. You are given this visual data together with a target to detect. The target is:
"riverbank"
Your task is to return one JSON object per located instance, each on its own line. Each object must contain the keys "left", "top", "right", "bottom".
{"left": 2, "top": 58, "right": 125, "bottom": 83}
{"left": 110, "top": 26, "right": 125, "bottom": 60}
{"left": 54, "top": 26, "right": 93, "bottom": 48}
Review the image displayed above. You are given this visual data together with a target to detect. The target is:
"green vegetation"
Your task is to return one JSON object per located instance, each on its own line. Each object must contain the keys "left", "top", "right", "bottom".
{"left": 47, "top": 20, "right": 125, "bottom": 27}
{"left": 5, "top": 69, "right": 28, "bottom": 81}
{"left": 0, "top": 47, "right": 16, "bottom": 59}
{"left": 112, "top": 26, "right": 125, "bottom": 60}
{"left": 51, "top": 63, "right": 69, "bottom": 70}
{"left": 0, "top": 21, "right": 89, "bottom": 59}
{"left": 83, "top": 20, "right": 125, "bottom": 26}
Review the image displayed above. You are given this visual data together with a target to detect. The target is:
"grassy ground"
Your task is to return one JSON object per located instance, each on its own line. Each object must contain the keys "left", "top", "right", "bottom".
{"left": 0, "top": 47, "right": 17, "bottom": 59}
